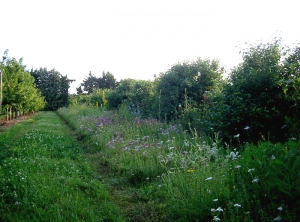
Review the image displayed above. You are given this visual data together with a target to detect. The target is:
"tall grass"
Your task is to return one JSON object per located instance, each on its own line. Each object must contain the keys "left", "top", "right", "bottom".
{"left": 56, "top": 105, "right": 300, "bottom": 221}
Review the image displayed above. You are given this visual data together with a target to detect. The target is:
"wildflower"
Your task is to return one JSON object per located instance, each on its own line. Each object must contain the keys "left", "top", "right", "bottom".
{"left": 234, "top": 204, "right": 241, "bottom": 207}
{"left": 205, "top": 177, "right": 213, "bottom": 180}
{"left": 271, "top": 155, "right": 276, "bottom": 160}
{"left": 213, "top": 199, "right": 218, "bottom": 202}
{"left": 234, "top": 134, "right": 240, "bottom": 138}
{"left": 227, "top": 151, "right": 239, "bottom": 160}
{"left": 213, "top": 216, "right": 221, "bottom": 221}
{"left": 216, "top": 207, "right": 223, "bottom": 212}
{"left": 277, "top": 206, "right": 283, "bottom": 211}
{"left": 187, "top": 168, "right": 195, "bottom": 173}
{"left": 235, "top": 165, "right": 241, "bottom": 169}
{"left": 274, "top": 216, "right": 282, "bottom": 221}
{"left": 252, "top": 178, "right": 259, "bottom": 183}
{"left": 182, "top": 151, "right": 188, "bottom": 155}
{"left": 248, "top": 168, "right": 255, "bottom": 173}
{"left": 244, "top": 126, "right": 250, "bottom": 130}
{"left": 181, "top": 159, "right": 186, "bottom": 167}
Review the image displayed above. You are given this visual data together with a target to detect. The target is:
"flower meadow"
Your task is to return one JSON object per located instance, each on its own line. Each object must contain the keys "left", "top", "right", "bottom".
{"left": 56, "top": 105, "right": 300, "bottom": 221}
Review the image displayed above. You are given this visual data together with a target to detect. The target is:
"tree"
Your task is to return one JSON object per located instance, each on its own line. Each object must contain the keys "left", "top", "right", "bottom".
{"left": 30, "top": 68, "right": 71, "bottom": 110}
{"left": 80, "top": 71, "right": 117, "bottom": 94}
{"left": 0, "top": 50, "right": 46, "bottom": 115}
{"left": 213, "top": 39, "right": 300, "bottom": 144}
{"left": 81, "top": 71, "right": 98, "bottom": 93}
{"left": 98, "top": 71, "right": 117, "bottom": 89}
{"left": 155, "top": 58, "right": 224, "bottom": 121}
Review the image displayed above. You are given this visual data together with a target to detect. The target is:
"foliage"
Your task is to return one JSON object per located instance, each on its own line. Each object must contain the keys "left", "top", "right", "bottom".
{"left": 205, "top": 40, "right": 300, "bottom": 144}
{"left": 30, "top": 67, "right": 72, "bottom": 110}
{"left": 228, "top": 140, "right": 300, "bottom": 221}
{"left": 106, "top": 79, "right": 156, "bottom": 117}
{"left": 79, "top": 71, "right": 117, "bottom": 94}
{"left": 0, "top": 50, "right": 46, "bottom": 114}
{"left": 57, "top": 105, "right": 300, "bottom": 221}
{"left": 69, "top": 89, "right": 109, "bottom": 107}
{"left": 155, "top": 58, "right": 224, "bottom": 121}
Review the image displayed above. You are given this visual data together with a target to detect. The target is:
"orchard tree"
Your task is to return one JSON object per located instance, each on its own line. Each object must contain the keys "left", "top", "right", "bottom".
{"left": 0, "top": 50, "right": 46, "bottom": 115}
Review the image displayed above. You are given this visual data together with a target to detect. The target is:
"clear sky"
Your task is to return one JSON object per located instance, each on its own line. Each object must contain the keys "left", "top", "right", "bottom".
{"left": 1, "top": 0, "right": 299, "bottom": 93}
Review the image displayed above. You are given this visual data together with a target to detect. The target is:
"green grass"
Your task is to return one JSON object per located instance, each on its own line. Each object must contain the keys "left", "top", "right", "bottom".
{"left": 0, "top": 111, "right": 124, "bottom": 221}
{"left": 2, "top": 106, "right": 299, "bottom": 221}
{"left": 57, "top": 105, "right": 300, "bottom": 222}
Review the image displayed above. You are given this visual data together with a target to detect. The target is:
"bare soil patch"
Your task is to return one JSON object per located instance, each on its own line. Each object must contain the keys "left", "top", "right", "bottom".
{"left": 0, "top": 114, "right": 34, "bottom": 132}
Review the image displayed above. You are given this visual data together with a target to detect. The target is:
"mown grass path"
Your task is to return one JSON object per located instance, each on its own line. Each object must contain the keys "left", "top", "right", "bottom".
{"left": 0, "top": 111, "right": 125, "bottom": 222}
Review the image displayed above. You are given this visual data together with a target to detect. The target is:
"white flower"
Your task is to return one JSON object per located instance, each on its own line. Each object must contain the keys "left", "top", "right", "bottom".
{"left": 216, "top": 207, "right": 223, "bottom": 212}
{"left": 234, "top": 204, "right": 241, "bottom": 207}
{"left": 248, "top": 168, "right": 255, "bottom": 173}
{"left": 277, "top": 206, "right": 283, "bottom": 211}
{"left": 205, "top": 177, "right": 213, "bottom": 180}
{"left": 274, "top": 216, "right": 282, "bottom": 221}
{"left": 252, "top": 178, "right": 259, "bottom": 183}
{"left": 235, "top": 165, "right": 241, "bottom": 169}
{"left": 213, "top": 216, "right": 221, "bottom": 221}
{"left": 213, "top": 199, "right": 218, "bottom": 202}
{"left": 244, "top": 126, "right": 250, "bottom": 130}
{"left": 234, "top": 134, "right": 240, "bottom": 138}
{"left": 227, "top": 151, "right": 239, "bottom": 160}
{"left": 271, "top": 155, "right": 276, "bottom": 160}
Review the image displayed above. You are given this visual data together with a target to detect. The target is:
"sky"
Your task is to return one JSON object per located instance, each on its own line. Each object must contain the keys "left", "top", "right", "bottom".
{"left": 1, "top": 0, "right": 299, "bottom": 93}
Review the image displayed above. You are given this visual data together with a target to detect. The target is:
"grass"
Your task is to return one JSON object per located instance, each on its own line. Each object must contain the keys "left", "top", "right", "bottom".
{"left": 1, "top": 105, "right": 299, "bottom": 221}
{"left": 0, "top": 111, "right": 124, "bottom": 221}
{"left": 57, "top": 104, "right": 300, "bottom": 221}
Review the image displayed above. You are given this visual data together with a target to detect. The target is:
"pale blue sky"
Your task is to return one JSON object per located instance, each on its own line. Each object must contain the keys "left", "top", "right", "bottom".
{"left": 1, "top": 0, "right": 299, "bottom": 93}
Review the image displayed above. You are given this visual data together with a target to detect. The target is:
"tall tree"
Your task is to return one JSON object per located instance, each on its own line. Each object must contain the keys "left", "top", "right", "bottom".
{"left": 80, "top": 71, "right": 117, "bottom": 93}
{"left": 30, "top": 68, "right": 71, "bottom": 110}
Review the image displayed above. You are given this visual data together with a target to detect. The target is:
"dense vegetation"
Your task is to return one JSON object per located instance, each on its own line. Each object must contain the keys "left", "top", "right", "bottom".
{"left": 72, "top": 39, "right": 300, "bottom": 144}
{"left": 57, "top": 105, "right": 300, "bottom": 221}
{"left": 1, "top": 38, "right": 300, "bottom": 221}
{"left": 30, "top": 68, "right": 73, "bottom": 111}
{"left": 0, "top": 50, "right": 46, "bottom": 118}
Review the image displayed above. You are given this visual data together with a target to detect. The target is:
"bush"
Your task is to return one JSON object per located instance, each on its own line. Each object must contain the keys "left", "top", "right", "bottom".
{"left": 207, "top": 40, "right": 300, "bottom": 144}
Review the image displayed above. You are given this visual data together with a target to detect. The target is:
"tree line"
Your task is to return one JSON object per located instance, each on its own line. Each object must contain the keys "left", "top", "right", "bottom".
{"left": 72, "top": 39, "right": 300, "bottom": 145}
{"left": 0, "top": 50, "right": 74, "bottom": 120}
{"left": 1, "top": 38, "right": 299, "bottom": 144}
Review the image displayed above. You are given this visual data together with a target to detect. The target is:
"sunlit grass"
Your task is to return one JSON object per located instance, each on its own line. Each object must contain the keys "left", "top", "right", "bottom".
{"left": 0, "top": 111, "right": 124, "bottom": 221}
